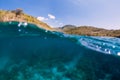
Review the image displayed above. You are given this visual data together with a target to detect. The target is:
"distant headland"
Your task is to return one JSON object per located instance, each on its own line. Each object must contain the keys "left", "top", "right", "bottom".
{"left": 59, "top": 25, "right": 120, "bottom": 37}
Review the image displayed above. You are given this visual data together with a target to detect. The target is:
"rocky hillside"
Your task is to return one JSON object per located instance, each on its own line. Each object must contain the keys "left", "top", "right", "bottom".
{"left": 0, "top": 9, "right": 53, "bottom": 30}
{"left": 60, "top": 25, "right": 120, "bottom": 37}
{"left": 1, "top": 9, "right": 120, "bottom": 37}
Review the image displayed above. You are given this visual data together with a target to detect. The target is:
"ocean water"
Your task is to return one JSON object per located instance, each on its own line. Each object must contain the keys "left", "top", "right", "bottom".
{"left": 0, "top": 21, "right": 120, "bottom": 80}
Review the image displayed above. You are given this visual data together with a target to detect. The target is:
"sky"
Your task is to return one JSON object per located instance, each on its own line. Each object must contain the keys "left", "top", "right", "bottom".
{"left": 0, "top": 0, "right": 120, "bottom": 29}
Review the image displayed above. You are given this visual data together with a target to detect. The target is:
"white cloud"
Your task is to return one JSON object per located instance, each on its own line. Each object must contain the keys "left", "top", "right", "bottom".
{"left": 37, "top": 14, "right": 64, "bottom": 28}
{"left": 37, "top": 16, "right": 48, "bottom": 21}
{"left": 48, "top": 14, "right": 56, "bottom": 20}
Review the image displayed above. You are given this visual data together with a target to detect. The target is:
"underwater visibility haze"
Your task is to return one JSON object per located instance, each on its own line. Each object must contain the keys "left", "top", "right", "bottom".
{"left": 0, "top": 22, "right": 120, "bottom": 80}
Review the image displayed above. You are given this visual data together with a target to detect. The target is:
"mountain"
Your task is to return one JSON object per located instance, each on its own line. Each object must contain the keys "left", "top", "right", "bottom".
{"left": 60, "top": 25, "right": 120, "bottom": 37}
{"left": 1, "top": 9, "right": 120, "bottom": 37}
{"left": 0, "top": 9, "right": 53, "bottom": 30}
{"left": 61, "top": 25, "right": 76, "bottom": 29}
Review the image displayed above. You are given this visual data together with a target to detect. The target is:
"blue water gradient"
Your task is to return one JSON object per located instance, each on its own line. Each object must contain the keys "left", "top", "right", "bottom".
{"left": 0, "top": 21, "right": 120, "bottom": 80}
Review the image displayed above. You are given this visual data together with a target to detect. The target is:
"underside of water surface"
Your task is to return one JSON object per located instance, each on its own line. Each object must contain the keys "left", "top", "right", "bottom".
{"left": 0, "top": 21, "right": 120, "bottom": 80}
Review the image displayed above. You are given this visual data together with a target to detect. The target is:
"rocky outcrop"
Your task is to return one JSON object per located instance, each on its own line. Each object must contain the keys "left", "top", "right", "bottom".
{"left": 0, "top": 9, "right": 53, "bottom": 30}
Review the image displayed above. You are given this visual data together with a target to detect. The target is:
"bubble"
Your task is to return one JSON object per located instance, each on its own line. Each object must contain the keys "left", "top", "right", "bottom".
{"left": 108, "top": 50, "right": 111, "bottom": 54}
{"left": 18, "top": 22, "right": 22, "bottom": 27}
{"left": 117, "top": 52, "right": 120, "bottom": 56}
{"left": 105, "top": 49, "right": 107, "bottom": 52}
{"left": 103, "top": 43, "right": 105, "bottom": 45}
{"left": 104, "top": 49, "right": 111, "bottom": 54}
{"left": 18, "top": 29, "right": 21, "bottom": 32}
{"left": 45, "top": 30, "right": 48, "bottom": 33}
{"left": 23, "top": 22, "right": 28, "bottom": 27}
{"left": 9, "top": 21, "right": 12, "bottom": 24}
{"left": 112, "top": 45, "right": 115, "bottom": 48}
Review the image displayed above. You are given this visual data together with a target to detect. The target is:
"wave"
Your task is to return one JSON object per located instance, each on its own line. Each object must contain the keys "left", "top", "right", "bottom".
{"left": 0, "top": 21, "right": 120, "bottom": 80}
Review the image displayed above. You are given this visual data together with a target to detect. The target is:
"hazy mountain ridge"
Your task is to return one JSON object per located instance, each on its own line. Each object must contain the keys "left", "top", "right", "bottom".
{"left": 0, "top": 9, "right": 53, "bottom": 30}
{"left": 60, "top": 25, "right": 120, "bottom": 37}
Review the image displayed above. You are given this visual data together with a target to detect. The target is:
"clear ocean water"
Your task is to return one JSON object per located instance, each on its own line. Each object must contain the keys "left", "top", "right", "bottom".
{"left": 0, "top": 21, "right": 120, "bottom": 80}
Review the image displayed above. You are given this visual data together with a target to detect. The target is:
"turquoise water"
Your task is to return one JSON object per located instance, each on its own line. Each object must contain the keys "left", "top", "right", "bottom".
{"left": 0, "top": 21, "right": 120, "bottom": 80}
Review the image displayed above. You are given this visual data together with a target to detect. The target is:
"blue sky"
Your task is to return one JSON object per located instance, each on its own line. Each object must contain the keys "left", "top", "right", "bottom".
{"left": 0, "top": 0, "right": 120, "bottom": 29}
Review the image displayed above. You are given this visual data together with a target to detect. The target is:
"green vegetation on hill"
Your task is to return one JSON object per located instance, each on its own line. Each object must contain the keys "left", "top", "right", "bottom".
{"left": 0, "top": 9, "right": 53, "bottom": 30}
{"left": 60, "top": 25, "right": 120, "bottom": 37}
